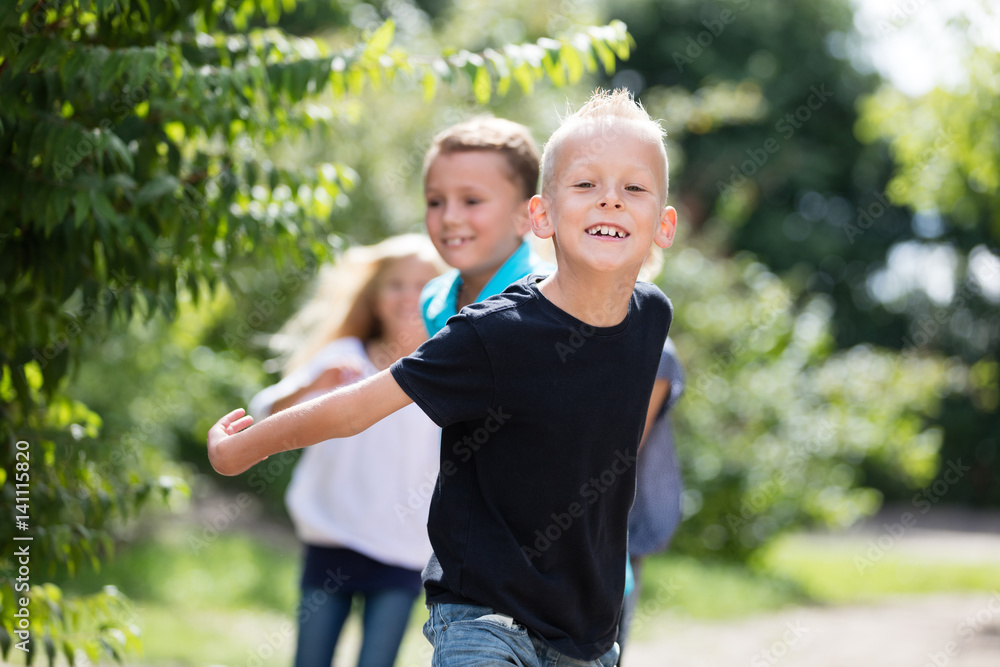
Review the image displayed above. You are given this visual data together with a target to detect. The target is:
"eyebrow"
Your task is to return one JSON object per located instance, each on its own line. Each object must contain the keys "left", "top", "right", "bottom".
{"left": 562, "top": 163, "right": 658, "bottom": 182}
{"left": 425, "top": 185, "right": 490, "bottom": 196}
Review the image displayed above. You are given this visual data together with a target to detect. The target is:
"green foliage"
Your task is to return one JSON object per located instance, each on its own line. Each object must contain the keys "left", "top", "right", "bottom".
{"left": 854, "top": 42, "right": 1000, "bottom": 505}
{"left": 857, "top": 47, "right": 1000, "bottom": 240}
{"left": 1, "top": 584, "right": 141, "bottom": 665}
{"left": 0, "top": 362, "right": 187, "bottom": 663}
{"left": 0, "top": 0, "right": 630, "bottom": 661}
{"left": 658, "top": 238, "right": 954, "bottom": 560}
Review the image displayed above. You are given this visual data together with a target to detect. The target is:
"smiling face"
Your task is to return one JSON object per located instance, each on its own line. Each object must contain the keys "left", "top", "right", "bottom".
{"left": 530, "top": 121, "right": 675, "bottom": 276}
{"left": 424, "top": 150, "right": 530, "bottom": 285}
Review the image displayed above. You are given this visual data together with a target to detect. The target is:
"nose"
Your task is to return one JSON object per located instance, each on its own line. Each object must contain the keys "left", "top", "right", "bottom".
{"left": 598, "top": 188, "right": 623, "bottom": 210}
{"left": 442, "top": 200, "right": 461, "bottom": 226}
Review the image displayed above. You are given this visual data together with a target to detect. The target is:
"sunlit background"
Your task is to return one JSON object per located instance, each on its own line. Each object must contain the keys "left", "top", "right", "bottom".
{"left": 1, "top": 0, "right": 999, "bottom": 664}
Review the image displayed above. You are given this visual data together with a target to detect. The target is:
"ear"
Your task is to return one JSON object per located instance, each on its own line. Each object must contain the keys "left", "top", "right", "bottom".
{"left": 528, "top": 195, "right": 554, "bottom": 240}
{"left": 654, "top": 206, "right": 677, "bottom": 249}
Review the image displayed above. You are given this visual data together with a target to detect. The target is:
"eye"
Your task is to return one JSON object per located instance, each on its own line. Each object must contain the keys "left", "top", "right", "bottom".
{"left": 465, "top": 197, "right": 481, "bottom": 205}
{"left": 426, "top": 198, "right": 442, "bottom": 208}
{"left": 573, "top": 181, "right": 594, "bottom": 189}
{"left": 625, "top": 184, "right": 647, "bottom": 192}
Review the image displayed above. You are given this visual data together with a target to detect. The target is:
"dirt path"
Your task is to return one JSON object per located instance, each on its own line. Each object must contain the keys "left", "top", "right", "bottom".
{"left": 624, "top": 592, "right": 1000, "bottom": 667}
{"left": 625, "top": 508, "right": 1000, "bottom": 667}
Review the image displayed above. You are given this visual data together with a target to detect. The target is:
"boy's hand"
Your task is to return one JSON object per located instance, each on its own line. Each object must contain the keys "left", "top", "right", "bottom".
{"left": 207, "top": 408, "right": 255, "bottom": 474}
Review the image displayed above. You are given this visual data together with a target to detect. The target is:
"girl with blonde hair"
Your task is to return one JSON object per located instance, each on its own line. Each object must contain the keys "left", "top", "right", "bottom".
{"left": 249, "top": 234, "right": 444, "bottom": 667}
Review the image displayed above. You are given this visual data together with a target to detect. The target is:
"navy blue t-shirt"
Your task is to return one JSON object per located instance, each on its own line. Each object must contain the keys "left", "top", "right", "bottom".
{"left": 390, "top": 275, "right": 672, "bottom": 660}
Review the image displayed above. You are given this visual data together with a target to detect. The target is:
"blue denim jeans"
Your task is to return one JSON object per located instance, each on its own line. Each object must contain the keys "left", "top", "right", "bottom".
{"left": 423, "top": 602, "right": 620, "bottom": 667}
{"left": 294, "top": 586, "right": 419, "bottom": 667}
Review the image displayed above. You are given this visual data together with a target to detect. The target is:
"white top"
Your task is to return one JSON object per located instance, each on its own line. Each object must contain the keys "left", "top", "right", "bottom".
{"left": 248, "top": 337, "right": 439, "bottom": 571}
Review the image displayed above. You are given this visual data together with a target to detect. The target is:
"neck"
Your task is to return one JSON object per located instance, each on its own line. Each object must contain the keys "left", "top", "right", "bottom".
{"left": 536, "top": 265, "right": 639, "bottom": 327}
{"left": 456, "top": 275, "right": 486, "bottom": 311}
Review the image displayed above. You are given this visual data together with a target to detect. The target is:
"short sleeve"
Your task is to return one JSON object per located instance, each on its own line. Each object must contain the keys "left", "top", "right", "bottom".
{"left": 390, "top": 314, "right": 495, "bottom": 427}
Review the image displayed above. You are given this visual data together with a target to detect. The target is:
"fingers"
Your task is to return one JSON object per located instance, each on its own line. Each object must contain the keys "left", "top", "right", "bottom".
{"left": 219, "top": 407, "right": 246, "bottom": 425}
{"left": 226, "top": 414, "right": 254, "bottom": 434}
{"left": 211, "top": 408, "right": 253, "bottom": 437}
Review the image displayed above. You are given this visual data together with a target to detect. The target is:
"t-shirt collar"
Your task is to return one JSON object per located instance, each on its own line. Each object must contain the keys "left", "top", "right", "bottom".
{"left": 422, "top": 240, "right": 546, "bottom": 336}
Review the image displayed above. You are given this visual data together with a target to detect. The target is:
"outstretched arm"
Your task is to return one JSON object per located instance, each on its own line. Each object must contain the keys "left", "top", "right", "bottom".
{"left": 207, "top": 369, "right": 412, "bottom": 476}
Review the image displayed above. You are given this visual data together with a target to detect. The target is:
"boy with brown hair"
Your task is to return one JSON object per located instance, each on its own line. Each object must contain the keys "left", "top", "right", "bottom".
{"left": 420, "top": 116, "right": 551, "bottom": 334}
{"left": 208, "top": 89, "right": 677, "bottom": 665}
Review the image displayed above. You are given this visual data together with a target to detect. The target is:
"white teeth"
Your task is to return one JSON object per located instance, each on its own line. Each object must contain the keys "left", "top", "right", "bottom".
{"left": 587, "top": 226, "right": 626, "bottom": 238}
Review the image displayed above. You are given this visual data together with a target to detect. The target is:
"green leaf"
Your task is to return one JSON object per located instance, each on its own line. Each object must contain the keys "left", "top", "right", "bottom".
{"left": 541, "top": 51, "right": 565, "bottom": 88}
{"left": 420, "top": 68, "right": 436, "bottom": 101}
{"left": 346, "top": 68, "right": 364, "bottom": 96}
{"left": 91, "top": 191, "right": 120, "bottom": 228}
{"left": 560, "top": 43, "right": 584, "bottom": 85}
{"left": 52, "top": 188, "right": 71, "bottom": 225}
{"left": 104, "top": 132, "right": 135, "bottom": 173}
{"left": 105, "top": 173, "right": 138, "bottom": 194}
{"left": 472, "top": 64, "right": 490, "bottom": 104}
{"left": 8, "top": 32, "right": 48, "bottom": 78}
{"left": 134, "top": 174, "right": 180, "bottom": 205}
{"left": 1, "top": 624, "right": 11, "bottom": 660}
{"left": 607, "top": 20, "right": 632, "bottom": 60}
{"left": 73, "top": 189, "right": 91, "bottom": 228}
{"left": 364, "top": 20, "right": 395, "bottom": 58}
{"left": 591, "top": 35, "right": 617, "bottom": 74}
{"left": 98, "top": 51, "right": 121, "bottom": 91}
{"left": 44, "top": 635, "right": 56, "bottom": 665}
{"left": 485, "top": 49, "right": 510, "bottom": 97}
{"left": 513, "top": 62, "right": 534, "bottom": 95}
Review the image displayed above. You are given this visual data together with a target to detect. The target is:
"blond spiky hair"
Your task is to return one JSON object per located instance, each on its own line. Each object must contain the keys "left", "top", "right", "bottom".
{"left": 540, "top": 88, "right": 669, "bottom": 203}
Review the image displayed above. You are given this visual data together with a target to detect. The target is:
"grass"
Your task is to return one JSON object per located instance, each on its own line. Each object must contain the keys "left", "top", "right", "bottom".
{"left": 135, "top": 605, "right": 297, "bottom": 666}
{"left": 59, "top": 522, "right": 301, "bottom": 613}
{"left": 754, "top": 532, "right": 1000, "bottom": 603}
{"left": 634, "top": 554, "right": 808, "bottom": 620}
{"left": 36, "top": 517, "right": 1000, "bottom": 666}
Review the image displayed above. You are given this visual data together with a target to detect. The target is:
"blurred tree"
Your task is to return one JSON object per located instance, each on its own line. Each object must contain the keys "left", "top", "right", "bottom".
{"left": 856, "top": 44, "right": 1000, "bottom": 505}
{"left": 658, "top": 235, "right": 954, "bottom": 559}
{"left": 0, "top": 0, "right": 630, "bottom": 660}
